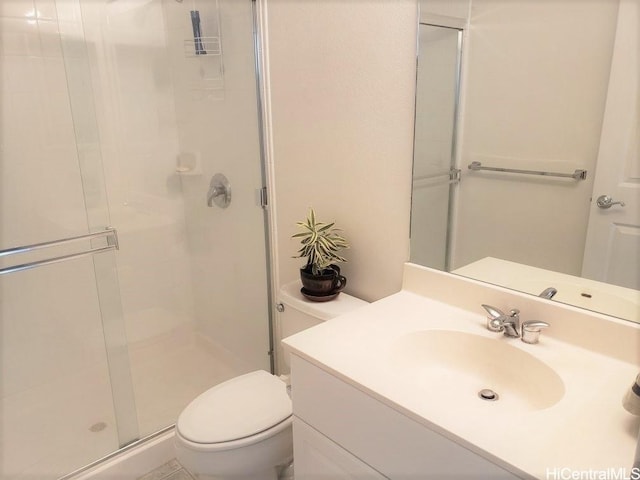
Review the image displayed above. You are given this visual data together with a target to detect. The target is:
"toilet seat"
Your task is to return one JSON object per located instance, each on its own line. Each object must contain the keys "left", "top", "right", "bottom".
{"left": 176, "top": 370, "right": 292, "bottom": 446}
{"left": 175, "top": 415, "right": 293, "bottom": 453}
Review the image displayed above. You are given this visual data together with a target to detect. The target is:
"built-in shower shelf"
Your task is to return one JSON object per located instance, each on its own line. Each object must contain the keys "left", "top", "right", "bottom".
{"left": 184, "top": 37, "right": 222, "bottom": 57}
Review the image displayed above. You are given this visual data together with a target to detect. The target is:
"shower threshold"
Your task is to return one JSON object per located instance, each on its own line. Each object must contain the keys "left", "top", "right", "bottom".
{"left": 59, "top": 426, "right": 175, "bottom": 480}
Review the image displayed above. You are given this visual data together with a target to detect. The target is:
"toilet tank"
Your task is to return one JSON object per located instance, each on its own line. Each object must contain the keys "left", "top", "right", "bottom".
{"left": 276, "top": 280, "right": 368, "bottom": 373}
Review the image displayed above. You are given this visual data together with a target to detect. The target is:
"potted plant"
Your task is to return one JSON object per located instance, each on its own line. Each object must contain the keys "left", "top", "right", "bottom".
{"left": 292, "top": 208, "right": 349, "bottom": 300}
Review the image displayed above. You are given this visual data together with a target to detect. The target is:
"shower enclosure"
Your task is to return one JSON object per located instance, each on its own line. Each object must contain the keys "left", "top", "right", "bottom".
{"left": 0, "top": 0, "right": 271, "bottom": 478}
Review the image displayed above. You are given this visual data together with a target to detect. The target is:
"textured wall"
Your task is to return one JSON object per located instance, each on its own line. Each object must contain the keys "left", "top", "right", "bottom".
{"left": 264, "top": 0, "right": 418, "bottom": 302}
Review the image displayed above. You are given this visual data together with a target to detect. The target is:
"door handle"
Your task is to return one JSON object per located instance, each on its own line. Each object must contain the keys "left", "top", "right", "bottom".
{"left": 596, "top": 195, "right": 625, "bottom": 209}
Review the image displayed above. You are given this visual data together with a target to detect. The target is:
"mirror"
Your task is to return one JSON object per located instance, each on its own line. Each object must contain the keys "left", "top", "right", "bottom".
{"left": 410, "top": 24, "right": 462, "bottom": 272}
{"left": 411, "top": 0, "right": 640, "bottom": 322}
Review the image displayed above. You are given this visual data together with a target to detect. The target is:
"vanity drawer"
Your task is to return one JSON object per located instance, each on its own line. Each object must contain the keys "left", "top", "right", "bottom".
{"left": 290, "top": 354, "right": 523, "bottom": 479}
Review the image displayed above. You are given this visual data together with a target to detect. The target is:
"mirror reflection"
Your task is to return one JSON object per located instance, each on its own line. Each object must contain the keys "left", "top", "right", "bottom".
{"left": 410, "top": 24, "right": 461, "bottom": 272}
{"left": 411, "top": 0, "right": 640, "bottom": 322}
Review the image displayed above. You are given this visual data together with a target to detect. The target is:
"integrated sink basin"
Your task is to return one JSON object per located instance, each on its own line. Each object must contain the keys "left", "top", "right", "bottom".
{"left": 283, "top": 265, "right": 640, "bottom": 476}
{"left": 390, "top": 330, "right": 565, "bottom": 413}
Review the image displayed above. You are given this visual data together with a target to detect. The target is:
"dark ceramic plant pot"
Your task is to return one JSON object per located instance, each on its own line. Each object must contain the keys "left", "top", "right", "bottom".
{"left": 300, "top": 265, "right": 347, "bottom": 296}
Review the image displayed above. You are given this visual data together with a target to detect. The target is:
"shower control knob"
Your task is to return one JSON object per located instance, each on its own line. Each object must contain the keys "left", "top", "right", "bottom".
{"left": 276, "top": 303, "right": 285, "bottom": 313}
{"left": 207, "top": 173, "right": 231, "bottom": 209}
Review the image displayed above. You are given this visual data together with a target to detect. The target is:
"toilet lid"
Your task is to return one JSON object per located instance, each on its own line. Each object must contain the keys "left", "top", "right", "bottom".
{"left": 177, "top": 370, "right": 292, "bottom": 444}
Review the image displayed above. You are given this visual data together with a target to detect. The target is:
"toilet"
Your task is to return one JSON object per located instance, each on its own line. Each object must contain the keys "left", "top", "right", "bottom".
{"left": 174, "top": 281, "right": 368, "bottom": 480}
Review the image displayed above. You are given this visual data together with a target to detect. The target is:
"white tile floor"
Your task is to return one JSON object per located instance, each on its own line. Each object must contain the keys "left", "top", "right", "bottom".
{"left": 137, "top": 459, "right": 194, "bottom": 480}
{"left": 2, "top": 324, "right": 245, "bottom": 480}
{"left": 139, "top": 459, "right": 296, "bottom": 480}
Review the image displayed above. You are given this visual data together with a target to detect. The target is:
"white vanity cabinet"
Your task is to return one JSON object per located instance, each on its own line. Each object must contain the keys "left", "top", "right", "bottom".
{"left": 293, "top": 418, "right": 387, "bottom": 478}
{"left": 285, "top": 265, "right": 640, "bottom": 476}
{"left": 290, "top": 355, "right": 522, "bottom": 479}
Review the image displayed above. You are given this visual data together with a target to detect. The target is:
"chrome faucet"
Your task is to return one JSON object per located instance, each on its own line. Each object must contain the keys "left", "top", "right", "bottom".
{"left": 539, "top": 287, "right": 557, "bottom": 299}
{"left": 482, "top": 304, "right": 521, "bottom": 338}
{"left": 481, "top": 304, "right": 550, "bottom": 343}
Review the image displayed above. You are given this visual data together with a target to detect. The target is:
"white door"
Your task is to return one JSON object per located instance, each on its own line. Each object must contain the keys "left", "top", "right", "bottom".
{"left": 582, "top": 0, "right": 640, "bottom": 290}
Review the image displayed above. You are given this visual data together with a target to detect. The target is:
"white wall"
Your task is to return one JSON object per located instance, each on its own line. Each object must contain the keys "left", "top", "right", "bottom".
{"left": 420, "top": 0, "right": 470, "bottom": 21}
{"left": 452, "top": 0, "right": 619, "bottom": 275}
{"left": 263, "top": 0, "right": 418, "bottom": 303}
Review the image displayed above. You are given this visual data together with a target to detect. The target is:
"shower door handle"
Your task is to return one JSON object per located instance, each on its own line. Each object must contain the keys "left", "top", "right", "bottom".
{"left": 0, "top": 228, "right": 119, "bottom": 276}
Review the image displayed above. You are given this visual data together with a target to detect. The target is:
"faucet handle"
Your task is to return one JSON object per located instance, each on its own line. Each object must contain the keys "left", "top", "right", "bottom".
{"left": 481, "top": 304, "right": 505, "bottom": 319}
{"left": 481, "top": 304, "right": 505, "bottom": 332}
{"left": 521, "top": 321, "right": 550, "bottom": 344}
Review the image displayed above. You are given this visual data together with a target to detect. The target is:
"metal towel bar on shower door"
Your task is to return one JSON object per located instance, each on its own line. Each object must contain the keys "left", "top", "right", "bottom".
{"left": 468, "top": 161, "right": 587, "bottom": 180}
{"left": 0, "top": 227, "right": 119, "bottom": 276}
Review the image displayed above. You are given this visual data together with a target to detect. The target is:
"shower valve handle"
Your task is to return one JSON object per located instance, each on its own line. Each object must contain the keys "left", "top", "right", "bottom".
{"left": 207, "top": 173, "right": 231, "bottom": 209}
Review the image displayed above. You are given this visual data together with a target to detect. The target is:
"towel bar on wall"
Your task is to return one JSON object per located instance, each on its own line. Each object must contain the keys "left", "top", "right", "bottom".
{"left": 468, "top": 161, "right": 587, "bottom": 180}
{"left": 0, "top": 227, "right": 119, "bottom": 276}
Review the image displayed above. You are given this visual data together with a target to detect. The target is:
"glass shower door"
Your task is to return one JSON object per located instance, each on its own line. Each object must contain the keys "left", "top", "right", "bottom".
{"left": 0, "top": 0, "right": 138, "bottom": 477}
{"left": 2, "top": 0, "right": 272, "bottom": 476}
{"left": 410, "top": 23, "right": 463, "bottom": 270}
{"left": 79, "top": 0, "right": 274, "bottom": 440}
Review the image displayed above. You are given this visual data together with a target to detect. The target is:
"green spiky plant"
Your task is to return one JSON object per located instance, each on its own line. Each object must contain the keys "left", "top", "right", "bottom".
{"left": 292, "top": 208, "right": 349, "bottom": 276}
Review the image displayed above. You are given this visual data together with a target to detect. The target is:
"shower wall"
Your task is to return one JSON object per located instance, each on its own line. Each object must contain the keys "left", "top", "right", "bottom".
{"left": 79, "top": 0, "right": 195, "bottom": 344}
{"left": 162, "top": 0, "right": 270, "bottom": 373}
{"left": 78, "top": 0, "right": 270, "bottom": 430}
